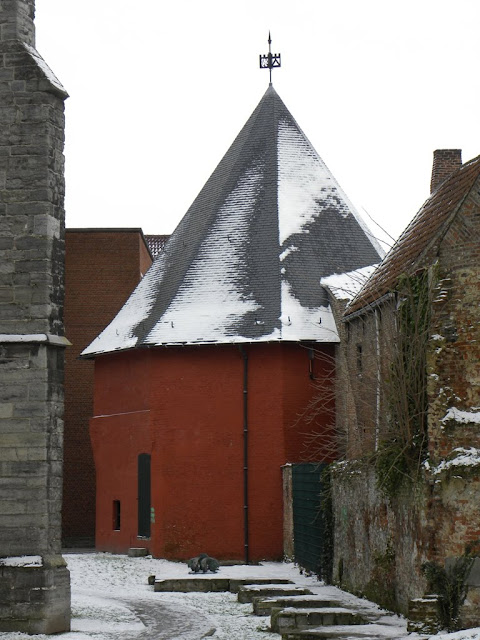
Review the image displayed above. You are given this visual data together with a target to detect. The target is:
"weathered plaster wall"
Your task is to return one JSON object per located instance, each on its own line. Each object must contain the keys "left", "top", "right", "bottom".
{"left": 0, "top": 0, "right": 70, "bottom": 632}
{"left": 332, "top": 465, "right": 428, "bottom": 613}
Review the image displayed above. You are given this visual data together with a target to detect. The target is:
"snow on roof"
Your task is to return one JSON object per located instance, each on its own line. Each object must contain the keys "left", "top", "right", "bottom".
{"left": 145, "top": 234, "right": 169, "bottom": 258}
{"left": 83, "top": 86, "right": 381, "bottom": 357}
{"left": 321, "top": 265, "right": 379, "bottom": 301}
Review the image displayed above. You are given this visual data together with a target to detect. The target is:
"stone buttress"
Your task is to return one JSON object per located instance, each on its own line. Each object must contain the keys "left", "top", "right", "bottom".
{"left": 0, "top": 0, "right": 70, "bottom": 633}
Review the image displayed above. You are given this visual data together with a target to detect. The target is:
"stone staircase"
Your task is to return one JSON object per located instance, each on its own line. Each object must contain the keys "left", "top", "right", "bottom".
{"left": 239, "top": 583, "right": 408, "bottom": 639}
{"left": 152, "top": 575, "right": 411, "bottom": 639}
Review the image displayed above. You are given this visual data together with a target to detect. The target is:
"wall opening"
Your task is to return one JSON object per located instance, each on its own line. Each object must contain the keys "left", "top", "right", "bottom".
{"left": 113, "top": 500, "right": 121, "bottom": 530}
{"left": 138, "top": 453, "right": 151, "bottom": 538}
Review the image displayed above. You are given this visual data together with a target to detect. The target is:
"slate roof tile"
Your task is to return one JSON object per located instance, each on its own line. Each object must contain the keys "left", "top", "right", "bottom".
{"left": 83, "top": 86, "right": 381, "bottom": 357}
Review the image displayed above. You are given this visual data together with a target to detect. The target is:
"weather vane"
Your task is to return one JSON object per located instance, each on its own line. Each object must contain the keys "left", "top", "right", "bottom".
{"left": 259, "top": 32, "right": 281, "bottom": 85}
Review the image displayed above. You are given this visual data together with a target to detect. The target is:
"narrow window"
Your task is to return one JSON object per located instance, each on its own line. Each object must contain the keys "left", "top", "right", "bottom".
{"left": 356, "top": 344, "right": 363, "bottom": 373}
{"left": 308, "top": 349, "right": 315, "bottom": 380}
{"left": 113, "top": 500, "right": 121, "bottom": 531}
{"left": 138, "top": 454, "right": 151, "bottom": 538}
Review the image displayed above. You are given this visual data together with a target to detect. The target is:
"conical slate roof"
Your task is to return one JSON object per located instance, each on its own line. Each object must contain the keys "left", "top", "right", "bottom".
{"left": 83, "top": 86, "right": 382, "bottom": 357}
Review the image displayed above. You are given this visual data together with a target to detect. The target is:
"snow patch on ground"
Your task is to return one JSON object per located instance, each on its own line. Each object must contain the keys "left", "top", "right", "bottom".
{"left": 0, "top": 552, "right": 477, "bottom": 639}
{"left": 435, "top": 631, "right": 480, "bottom": 640}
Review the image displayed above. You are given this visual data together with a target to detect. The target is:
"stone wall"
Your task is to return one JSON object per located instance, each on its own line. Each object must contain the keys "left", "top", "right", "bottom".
{"left": 0, "top": 0, "right": 70, "bottom": 633}
{"left": 329, "top": 167, "right": 480, "bottom": 625}
{"left": 332, "top": 464, "right": 428, "bottom": 614}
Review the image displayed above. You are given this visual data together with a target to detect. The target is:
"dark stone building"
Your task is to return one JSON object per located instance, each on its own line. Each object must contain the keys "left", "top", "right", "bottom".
{"left": 0, "top": 0, "right": 70, "bottom": 632}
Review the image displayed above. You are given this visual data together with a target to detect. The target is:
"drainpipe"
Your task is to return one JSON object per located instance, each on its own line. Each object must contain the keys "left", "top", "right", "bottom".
{"left": 374, "top": 308, "right": 381, "bottom": 451}
{"left": 239, "top": 345, "right": 249, "bottom": 565}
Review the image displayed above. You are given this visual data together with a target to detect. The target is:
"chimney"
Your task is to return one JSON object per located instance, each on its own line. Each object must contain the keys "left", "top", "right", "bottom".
{"left": 0, "top": 0, "right": 36, "bottom": 47}
{"left": 430, "top": 149, "right": 462, "bottom": 193}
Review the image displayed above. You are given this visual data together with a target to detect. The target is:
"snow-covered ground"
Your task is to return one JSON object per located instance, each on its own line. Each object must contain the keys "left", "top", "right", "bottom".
{"left": 0, "top": 552, "right": 479, "bottom": 640}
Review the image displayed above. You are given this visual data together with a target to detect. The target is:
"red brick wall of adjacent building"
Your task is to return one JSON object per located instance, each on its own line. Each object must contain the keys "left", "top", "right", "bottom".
{"left": 63, "top": 229, "right": 152, "bottom": 546}
{"left": 90, "top": 342, "right": 335, "bottom": 560}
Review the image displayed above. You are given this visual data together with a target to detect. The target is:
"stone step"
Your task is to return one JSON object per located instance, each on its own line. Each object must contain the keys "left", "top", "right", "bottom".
{"left": 254, "top": 595, "right": 344, "bottom": 616}
{"left": 229, "top": 578, "right": 293, "bottom": 593}
{"left": 153, "top": 577, "right": 293, "bottom": 593}
{"left": 154, "top": 577, "right": 230, "bottom": 592}
{"left": 281, "top": 623, "right": 406, "bottom": 639}
{"left": 237, "top": 584, "right": 312, "bottom": 603}
{"left": 271, "top": 607, "right": 366, "bottom": 634}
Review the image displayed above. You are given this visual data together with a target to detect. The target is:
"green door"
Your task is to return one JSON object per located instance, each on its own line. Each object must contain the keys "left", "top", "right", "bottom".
{"left": 292, "top": 463, "right": 326, "bottom": 577}
{"left": 138, "top": 453, "right": 151, "bottom": 538}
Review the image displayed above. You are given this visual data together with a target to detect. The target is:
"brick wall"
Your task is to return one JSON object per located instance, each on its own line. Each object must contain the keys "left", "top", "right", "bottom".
{"left": 90, "top": 342, "right": 335, "bottom": 561}
{"left": 430, "top": 149, "right": 462, "bottom": 193}
{"left": 63, "top": 229, "right": 152, "bottom": 546}
{"left": 425, "top": 175, "right": 480, "bottom": 580}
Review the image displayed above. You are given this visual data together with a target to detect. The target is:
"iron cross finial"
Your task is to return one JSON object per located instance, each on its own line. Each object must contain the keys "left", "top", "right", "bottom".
{"left": 259, "top": 32, "right": 281, "bottom": 85}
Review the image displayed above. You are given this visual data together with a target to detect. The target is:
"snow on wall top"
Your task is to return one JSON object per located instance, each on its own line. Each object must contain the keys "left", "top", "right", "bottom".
{"left": 321, "top": 265, "right": 379, "bottom": 301}
{"left": 82, "top": 86, "right": 381, "bottom": 357}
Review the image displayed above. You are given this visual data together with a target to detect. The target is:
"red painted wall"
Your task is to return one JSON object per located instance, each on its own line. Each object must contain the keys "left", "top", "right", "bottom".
{"left": 91, "top": 342, "right": 335, "bottom": 560}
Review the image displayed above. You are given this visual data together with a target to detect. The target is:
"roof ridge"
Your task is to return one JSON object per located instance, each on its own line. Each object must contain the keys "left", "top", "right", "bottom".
{"left": 345, "top": 153, "right": 480, "bottom": 316}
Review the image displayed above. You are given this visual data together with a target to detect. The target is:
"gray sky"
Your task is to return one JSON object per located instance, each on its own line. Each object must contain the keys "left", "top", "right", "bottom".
{"left": 35, "top": 0, "right": 480, "bottom": 247}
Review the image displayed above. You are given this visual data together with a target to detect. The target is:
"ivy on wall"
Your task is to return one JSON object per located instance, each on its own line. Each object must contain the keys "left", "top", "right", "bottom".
{"left": 376, "top": 269, "right": 434, "bottom": 497}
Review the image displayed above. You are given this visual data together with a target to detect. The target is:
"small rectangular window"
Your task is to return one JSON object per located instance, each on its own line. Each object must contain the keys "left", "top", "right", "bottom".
{"left": 356, "top": 344, "right": 363, "bottom": 373}
{"left": 113, "top": 500, "right": 121, "bottom": 530}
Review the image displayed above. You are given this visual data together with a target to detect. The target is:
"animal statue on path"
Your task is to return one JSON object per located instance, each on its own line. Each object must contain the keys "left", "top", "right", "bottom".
{"left": 187, "top": 553, "right": 220, "bottom": 573}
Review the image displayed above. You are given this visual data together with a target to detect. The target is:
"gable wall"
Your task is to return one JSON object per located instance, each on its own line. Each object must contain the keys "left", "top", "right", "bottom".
{"left": 331, "top": 178, "right": 480, "bottom": 622}
{"left": 424, "top": 180, "right": 480, "bottom": 579}
{"left": 427, "top": 180, "right": 480, "bottom": 460}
